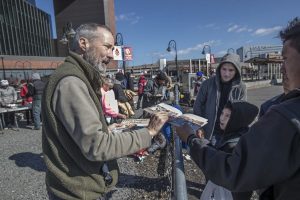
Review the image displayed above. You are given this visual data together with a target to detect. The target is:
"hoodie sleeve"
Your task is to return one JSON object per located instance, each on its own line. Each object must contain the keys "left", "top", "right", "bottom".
{"left": 143, "top": 79, "right": 154, "bottom": 96}
{"left": 193, "top": 79, "right": 209, "bottom": 116}
{"left": 188, "top": 109, "right": 300, "bottom": 192}
{"left": 230, "top": 82, "right": 247, "bottom": 101}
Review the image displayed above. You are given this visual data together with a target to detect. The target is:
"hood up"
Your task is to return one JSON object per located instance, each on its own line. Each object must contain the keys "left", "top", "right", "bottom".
{"left": 215, "top": 53, "right": 242, "bottom": 86}
{"left": 224, "top": 101, "right": 259, "bottom": 134}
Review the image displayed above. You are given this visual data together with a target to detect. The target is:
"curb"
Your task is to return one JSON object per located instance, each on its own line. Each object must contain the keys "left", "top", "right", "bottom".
{"left": 246, "top": 79, "right": 282, "bottom": 90}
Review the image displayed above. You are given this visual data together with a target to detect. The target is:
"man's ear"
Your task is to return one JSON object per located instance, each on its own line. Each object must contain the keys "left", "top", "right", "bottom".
{"left": 78, "top": 37, "right": 89, "bottom": 53}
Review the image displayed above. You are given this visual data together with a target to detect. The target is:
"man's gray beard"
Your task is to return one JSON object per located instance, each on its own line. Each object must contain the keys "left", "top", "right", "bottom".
{"left": 83, "top": 47, "right": 106, "bottom": 75}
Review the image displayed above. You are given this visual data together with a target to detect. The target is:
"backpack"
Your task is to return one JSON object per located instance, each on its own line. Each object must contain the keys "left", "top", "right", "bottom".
{"left": 27, "top": 83, "right": 35, "bottom": 97}
{"left": 138, "top": 80, "right": 147, "bottom": 95}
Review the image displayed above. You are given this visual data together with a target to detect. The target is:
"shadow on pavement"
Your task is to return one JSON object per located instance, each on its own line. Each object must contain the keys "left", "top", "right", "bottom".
{"left": 117, "top": 173, "right": 169, "bottom": 192}
{"left": 9, "top": 152, "right": 46, "bottom": 172}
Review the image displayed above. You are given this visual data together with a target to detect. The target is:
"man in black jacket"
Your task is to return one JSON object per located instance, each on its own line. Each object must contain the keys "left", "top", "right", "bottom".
{"left": 175, "top": 17, "right": 300, "bottom": 200}
{"left": 141, "top": 71, "right": 168, "bottom": 109}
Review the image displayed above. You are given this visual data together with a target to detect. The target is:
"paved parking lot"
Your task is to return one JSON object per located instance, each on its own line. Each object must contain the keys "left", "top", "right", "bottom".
{"left": 0, "top": 85, "right": 283, "bottom": 200}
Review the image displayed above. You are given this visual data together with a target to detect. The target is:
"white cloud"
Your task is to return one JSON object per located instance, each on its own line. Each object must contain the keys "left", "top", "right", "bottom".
{"left": 228, "top": 24, "right": 253, "bottom": 33}
{"left": 227, "top": 25, "right": 239, "bottom": 32}
{"left": 155, "top": 40, "right": 221, "bottom": 58}
{"left": 236, "top": 27, "right": 248, "bottom": 33}
{"left": 197, "top": 23, "right": 220, "bottom": 30}
{"left": 177, "top": 40, "right": 220, "bottom": 55}
{"left": 115, "top": 12, "right": 141, "bottom": 25}
{"left": 253, "top": 26, "right": 282, "bottom": 36}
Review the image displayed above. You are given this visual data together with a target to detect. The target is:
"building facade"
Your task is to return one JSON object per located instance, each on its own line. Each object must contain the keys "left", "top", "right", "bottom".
{"left": 53, "top": 0, "right": 116, "bottom": 59}
{"left": 0, "top": 0, "right": 53, "bottom": 56}
{"left": 0, "top": 55, "right": 64, "bottom": 83}
{"left": 237, "top": 45, "right": 283, "bottom": 62}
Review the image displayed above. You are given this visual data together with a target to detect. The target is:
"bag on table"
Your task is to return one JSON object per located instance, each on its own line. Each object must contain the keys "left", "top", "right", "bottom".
{"left": 200, "top": 180, "right": 233, "bottom": 200}
{"left": 124, "top": 89, "right": 136, "bottom": 100}
{"left": 118, "top": 102, "right": 134, "bottom": 117}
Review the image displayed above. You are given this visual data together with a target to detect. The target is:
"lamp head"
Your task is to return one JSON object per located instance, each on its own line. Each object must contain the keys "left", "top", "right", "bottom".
{"left": 67, "top": 28, "right": 76, "bottom": 38}
{"left": 166, "top": 46, "right": 171, "bottom": 52}
{"left": 59, "top": 34, "right": 68, "bottom": 45}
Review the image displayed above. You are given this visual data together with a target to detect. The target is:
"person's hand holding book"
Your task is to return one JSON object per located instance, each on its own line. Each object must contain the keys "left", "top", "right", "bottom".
{"left": 175, "top": 123, "right": 196, "bottom": 143}
{"left": 147, "top": 111, "right": 169, "bottom": 136}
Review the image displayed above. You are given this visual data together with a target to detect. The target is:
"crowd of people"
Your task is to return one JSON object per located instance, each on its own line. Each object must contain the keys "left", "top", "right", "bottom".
{"left": 0, "top": 73, "right": 45, "bottom": 130}
{"left": 0, "top": 16, "right": 292, "bottom": 200}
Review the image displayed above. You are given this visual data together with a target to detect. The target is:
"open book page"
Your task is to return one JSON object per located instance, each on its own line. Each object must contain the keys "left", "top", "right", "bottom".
{"left": 168, "top": 113, "right": 208, "bottom": 129}
{"left": 121, "top": 119, "right": 150, "bottom": 127}
{"left": 111, "top": 119, "right": 150, "bottom": 133}
{"left": 143, "top": 103, "right": 183, "bottom": 117}
{"left": 143, "top": 103, "right": 208, "bottom": 130}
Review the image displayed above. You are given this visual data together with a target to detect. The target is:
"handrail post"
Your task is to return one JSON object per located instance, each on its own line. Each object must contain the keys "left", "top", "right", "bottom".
{"left": 172, "top": 127, "right": 188, "bottom": 200}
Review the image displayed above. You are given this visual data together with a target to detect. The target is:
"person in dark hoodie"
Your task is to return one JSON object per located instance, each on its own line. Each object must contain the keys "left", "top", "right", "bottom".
{"left": 142, "top": 70, "right": 168, "bottom": 109}
{"left": 175, "top": 17, "right": 300, "bottom": 200}
{"left": 193, "top": 53, "right": 247, "bottom": 144}
{"left": 141, "top": 71, "right": 169, "bottom": 154}
{"left": 212, "top": 101, "right": 258, "bottom": 200}
{"left": 113, "top": 72, "right": 134, "bottom": 117}
{"left": 216, "top": 101, "right": 258, "bottom": 153}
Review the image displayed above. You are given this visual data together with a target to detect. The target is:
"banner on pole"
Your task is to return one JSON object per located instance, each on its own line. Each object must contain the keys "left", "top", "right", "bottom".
{"left": 113, "top": 46, "right": 123, "bottom": 60}
{"left": 123, "top": 47, "right": 133, "bottom": 61}
{"left": 205, "top": 53, "right": 211, "bottom": 64}
{"left": 210, "top": 54, "right": 215, "bottom": 64}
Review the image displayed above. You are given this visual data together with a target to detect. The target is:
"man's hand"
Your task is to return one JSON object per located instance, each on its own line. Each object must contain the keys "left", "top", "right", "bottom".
{"left": 147, "top": 112, "right": 169, "bottom": 136}
{"left": 108, "top": 123, "right": 124, "bottom": 133}
{"left": 175, "top": 123, "right": 196, "bottom": 143}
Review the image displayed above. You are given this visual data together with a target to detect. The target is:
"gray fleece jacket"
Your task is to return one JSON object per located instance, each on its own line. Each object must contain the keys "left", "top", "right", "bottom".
{"left": 193, "top": 53, "right": 247, "bottom": 139}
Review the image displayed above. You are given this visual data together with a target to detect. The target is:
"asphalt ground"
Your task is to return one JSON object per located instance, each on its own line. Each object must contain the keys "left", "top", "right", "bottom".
{"left": 0, "top": 85, "right": 283, "bottom": 200}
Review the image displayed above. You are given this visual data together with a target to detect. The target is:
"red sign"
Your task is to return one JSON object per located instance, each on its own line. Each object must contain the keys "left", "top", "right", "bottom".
{"left": 123, "top": 47, "right": 133, "bottom": 61}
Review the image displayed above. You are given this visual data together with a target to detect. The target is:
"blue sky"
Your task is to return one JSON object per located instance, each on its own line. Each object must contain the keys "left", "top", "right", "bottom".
{"left": 36, "top": 0, "right": 300, "bottom": 66}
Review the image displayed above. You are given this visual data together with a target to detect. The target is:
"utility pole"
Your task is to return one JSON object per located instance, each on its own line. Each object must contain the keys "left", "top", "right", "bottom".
{"left": 1, "top": 56, "right": 6, "bottom": 79}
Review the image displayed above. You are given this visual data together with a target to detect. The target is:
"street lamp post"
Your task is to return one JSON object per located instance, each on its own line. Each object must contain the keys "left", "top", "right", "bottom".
{"left": 59, "top": 22, "right": 76, "bottom": 53}
{"left": 166, "top": 39, "right": 188, "bottom": 200}
{"left": 202, "top": 45, "right": 211, "bottom": 77}
{"left": 115, "top": 33, "right": 126, "bottom": 73}
{"left": 23, "top": 61, "right": 32, "bottom": 80}
{"left": 166, "top": 40, "right": 178, "bottom": 82}
{"left": 15, "top": 61, "right": 32, "bottom": 81}
{"left": 1, "top": 56, "right": 6, "bottom": 79}
{"left": 15, "top": 61, "right": 26, "bottom": 81}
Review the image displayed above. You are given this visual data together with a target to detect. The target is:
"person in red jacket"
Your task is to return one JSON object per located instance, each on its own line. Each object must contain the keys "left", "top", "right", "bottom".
{"left": 136, "top": 74, "right": 147, "bottom": 109}
{"left": 19, "top": 80, "right": 33, "bottom": 125}
{"left": 20, "top": 80, "right": 33, "bottom": 106}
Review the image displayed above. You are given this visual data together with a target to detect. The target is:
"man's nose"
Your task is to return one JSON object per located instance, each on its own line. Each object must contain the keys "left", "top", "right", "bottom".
{"left": 107, "top": 49, "right": 113, "bottom": 59}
